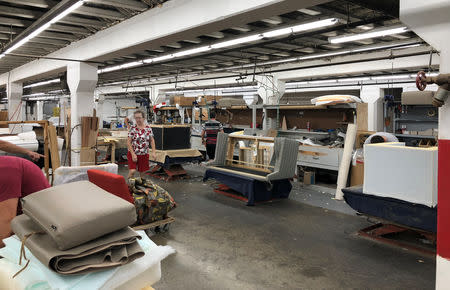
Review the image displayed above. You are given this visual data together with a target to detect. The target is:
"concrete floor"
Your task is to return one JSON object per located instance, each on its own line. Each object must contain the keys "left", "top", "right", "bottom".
{"left": 120, "top": 165, "right": 435, "bottom": 290}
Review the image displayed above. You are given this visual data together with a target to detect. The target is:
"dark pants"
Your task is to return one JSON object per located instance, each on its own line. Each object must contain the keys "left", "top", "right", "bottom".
{"left": 206, "top": 144, "right": 216, "bottom": 160}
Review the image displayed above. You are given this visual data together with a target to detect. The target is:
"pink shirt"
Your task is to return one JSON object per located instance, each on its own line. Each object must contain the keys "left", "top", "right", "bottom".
{"left": 0, "top": 156, "right": 50, "bottom": 207}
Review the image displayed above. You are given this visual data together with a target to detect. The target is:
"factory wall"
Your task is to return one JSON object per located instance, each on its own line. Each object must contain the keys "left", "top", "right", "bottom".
{"left": 102, "top": 98, "right": 138, "bottom": 124}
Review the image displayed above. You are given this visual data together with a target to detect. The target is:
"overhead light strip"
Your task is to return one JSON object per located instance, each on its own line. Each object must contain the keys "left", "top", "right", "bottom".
{"left": 329, "top": 25, "right": 409, "bottom": 44}
{"left": 23, "top": 78, "right": 60, "bottom": 88}
{"left": 98, "top": 18, "right": 339, "bottom": 74}
{"left": 0, "top": 0, "right": 84, "bottom": 59}
{"left": 285, "top": 73, "right": 440, "bottom": 87}
{"left": 165, "top": 85, "right": 258, "bottom": 94}
{"left": 209, "top": 39, "right": 423, "bottom": 72}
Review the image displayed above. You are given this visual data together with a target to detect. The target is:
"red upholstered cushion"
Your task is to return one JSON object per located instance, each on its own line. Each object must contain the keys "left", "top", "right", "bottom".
{"left": 87, "top": 169, "right": 134, "bottom": 204}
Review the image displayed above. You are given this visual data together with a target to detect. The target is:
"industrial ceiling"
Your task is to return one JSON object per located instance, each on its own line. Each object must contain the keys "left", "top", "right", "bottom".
{"left": 0, "top": 0, "right": 438, "bottom": 98}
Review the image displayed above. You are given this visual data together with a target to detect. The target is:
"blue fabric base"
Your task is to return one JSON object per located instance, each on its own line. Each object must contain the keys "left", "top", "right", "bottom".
{"left": 203, "top": 169, "right": 292, "bottom": 205}
{"left": 342, "top": 186, "right": 437, "bottom": 233}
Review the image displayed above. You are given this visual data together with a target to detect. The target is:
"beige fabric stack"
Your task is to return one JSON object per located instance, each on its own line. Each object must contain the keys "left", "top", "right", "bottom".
{"left": 11, "top": 181, "right": 144, "bottom": 275}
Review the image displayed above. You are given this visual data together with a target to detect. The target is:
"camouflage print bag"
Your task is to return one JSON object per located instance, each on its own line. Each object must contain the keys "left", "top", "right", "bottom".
{"left": 128, "top": 177, "right": 176, "bottom": 225}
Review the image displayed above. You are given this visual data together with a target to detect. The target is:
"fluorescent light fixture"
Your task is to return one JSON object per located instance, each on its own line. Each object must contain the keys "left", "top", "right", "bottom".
{"left": 262, "top": 27, "right": 294, "bottom": 38}
{"left": 262, "top": 18, "right": 338, "bottom": 38}
{"left": 298, "top": 8, "right": 321, "bottom": 16}
{"left": 23, "top": 92, "right": 46, "bottom": 98}
{"left": 292, "top": 18, "right": 338, "bottom": 33}
{"left": 221, "top": 91, "right": 257, "bottom": 96}
{"left": 329, "top": 25, "right": 409, "bottom": 44}
{"left": 99, "top": 18, "right": 339, "bottom": 74}
{"left": 49, "top": 1, "right": 85, "bottom": 24}
{"left": 165, "top": 85, "right": 258, "bottom": 94}
{"left": 0, "top": 53, "right": 5, "bottom": 60}
{"left": 23, "top": 78, "right": 60, "bottom": 88}
{"left": 309, "top": 79, "right": 337, "bottom": 84}
{"left": 145, "top": 54, "right": 174, "bottom": 63}
{"left": 211, "top": 34, "right": 262, "bottom": 49}
{"left": 2, "top": 0, "right": 84, "bottom": 55}
{"left": 285, "top": 81, "right": 308, "bottom": 87}
{"left": 391, "top": 43, "right": 421, "bottom": 50}
{"left": 371, "top": 74, "right": 411, "bottom": 80}
{"left": 172, "top": 46, "right": 211, "bottom": 58}
{"left": 337, "top": 77, "right": 370, "bottom": 82}
{"left": 299, "top": 50, "right": 350, "bottom": 60}
{"left": 120, "top": 61, "right": 143, "bottom": 69}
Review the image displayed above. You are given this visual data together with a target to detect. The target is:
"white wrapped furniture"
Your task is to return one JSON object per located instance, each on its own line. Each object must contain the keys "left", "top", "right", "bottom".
{"left": 363, "top": 142, "right": 438, "bottom": 207}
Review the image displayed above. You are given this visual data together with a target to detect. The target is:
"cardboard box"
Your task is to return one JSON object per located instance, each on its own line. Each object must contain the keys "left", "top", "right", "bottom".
{"left": 418, "top": 129, "right": 434, "bottom": 136}
{"left": 401, "top": 91, "right": 434, "bottom": 105}
{"left": 356, "top": 103, "right": 368, "bottom": 131}
{"left": 355, "top": 130, "right": 375, "bottom": 148}
{"left": 303, "top": 171, "right": 315, "bottom": 185}
{"left": 173, "top": 96, "right": 196, "bottom": 107}
{"left": 350, "top": 163, "right": 364, "bottom": 186}
{"left": 202, "top": 95, "right": 222, "bottom": 102}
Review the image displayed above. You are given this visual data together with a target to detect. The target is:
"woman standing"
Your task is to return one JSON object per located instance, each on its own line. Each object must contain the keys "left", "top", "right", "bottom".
{"left": 127, "top": 110, "right": 156, "bottom": 178}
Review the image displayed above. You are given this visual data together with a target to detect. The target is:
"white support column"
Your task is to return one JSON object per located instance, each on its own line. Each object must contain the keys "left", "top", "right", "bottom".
{"left": 400, "top": 1, "right": 450, "bottom": 288}
{"left": 262, "top": 107, "right": 268, "bottom": 130}
{"left": 59, "top": 96, "right": 69, "bottom": 127}
{"left": 360, "top": 86, "right": 384, "bottom": 131}
{"left": 36, "top": 101, "right": 44, "bottom": 121}
{"left": 67, "top": 62, "right": 98, "bottom": 166}
{"left": 6, "top": 82, "right": 23, "bottom": 133}
{"left": 95, "top": 92, "right": 104, "bottom": 129}
{"left": 252, "top": 105, "right": 257, "bottom": 132}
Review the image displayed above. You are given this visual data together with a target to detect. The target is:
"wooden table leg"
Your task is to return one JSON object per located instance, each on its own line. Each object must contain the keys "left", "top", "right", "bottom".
{"left": 111, "top": 142, "right": 116, "bottom": 163}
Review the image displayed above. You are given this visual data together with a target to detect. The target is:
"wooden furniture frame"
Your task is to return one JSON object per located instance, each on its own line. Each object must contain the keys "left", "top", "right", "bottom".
{"left": 226, "top": 135, "right": 275, "bottom": 173}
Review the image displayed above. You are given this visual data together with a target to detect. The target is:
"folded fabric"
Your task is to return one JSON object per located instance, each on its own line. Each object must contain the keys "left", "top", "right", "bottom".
{"left": 0, "top": 230, "right": 175, "bottom": 290}
{"left": 21, "top": 180, "right": 137, "bottom": 250}
{"left": 11, "top": 214, "right": 144, "bottom": 275}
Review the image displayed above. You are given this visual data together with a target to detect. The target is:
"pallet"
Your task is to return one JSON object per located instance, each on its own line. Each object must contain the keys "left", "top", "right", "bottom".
{"left": 214, "top": 184, "right": 250, "bottom": 203}
{"left": 133, "top": 216, "right": 175, "bottom": 233}
{"left": 146, "top": 164, "right": 190, "bottom": 181}
{"left": 358, "top": 223, "right": 436, "bottom": 256}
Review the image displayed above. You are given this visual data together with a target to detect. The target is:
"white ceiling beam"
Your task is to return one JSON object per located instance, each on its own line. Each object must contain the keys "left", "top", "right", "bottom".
{"left": 0, "top": 0, "right": 331, "bottom": 85}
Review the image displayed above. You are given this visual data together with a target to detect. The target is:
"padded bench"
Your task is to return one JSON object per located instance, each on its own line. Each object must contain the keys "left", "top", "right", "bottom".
{"left": 204, "top": 133, "right": 299, "bottom": 205}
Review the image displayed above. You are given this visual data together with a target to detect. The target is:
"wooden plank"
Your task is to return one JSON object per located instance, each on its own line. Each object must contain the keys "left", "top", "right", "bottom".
{"left": 132, "top": 216, "right": 175, "bottom": 231}
{"left": 226, "top": 159, "right": 274, "bottom": 168}
{"left": 0, "top": 120, "right": 48, "bottom": 125}
{"left": 43, "top": 122, "right": 49, "bottom": 181}
{"left": 228, "top": 135, "right": 274, "bottom": 142}
{"left": 281, "top": 115, "right": 287, "bottom": 130}
{"left": 48, "top": 124, "right": 60, "bottom": 171}
{"left": 356, "top": 103, "right": 368, "bottom": 131}
{"left": 111, "top": 142, "right": 116, "bottom": 163}
{"left": 228, "top": 162, "right": 272, "bottom": 173}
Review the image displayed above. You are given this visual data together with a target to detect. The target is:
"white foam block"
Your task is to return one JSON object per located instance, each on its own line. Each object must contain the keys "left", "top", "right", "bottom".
{"left": 363, "top": 142, "right": 437, "bottom": 207}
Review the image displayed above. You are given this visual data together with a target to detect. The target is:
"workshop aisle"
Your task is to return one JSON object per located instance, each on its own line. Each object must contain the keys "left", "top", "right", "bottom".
{"left": 118, "top": 167, "right": 436, "bottom": 289}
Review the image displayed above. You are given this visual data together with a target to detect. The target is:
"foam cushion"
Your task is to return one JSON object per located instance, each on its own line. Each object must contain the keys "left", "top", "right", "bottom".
{"left": 87, "top": 169, "right": 134, "bottom": 204}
